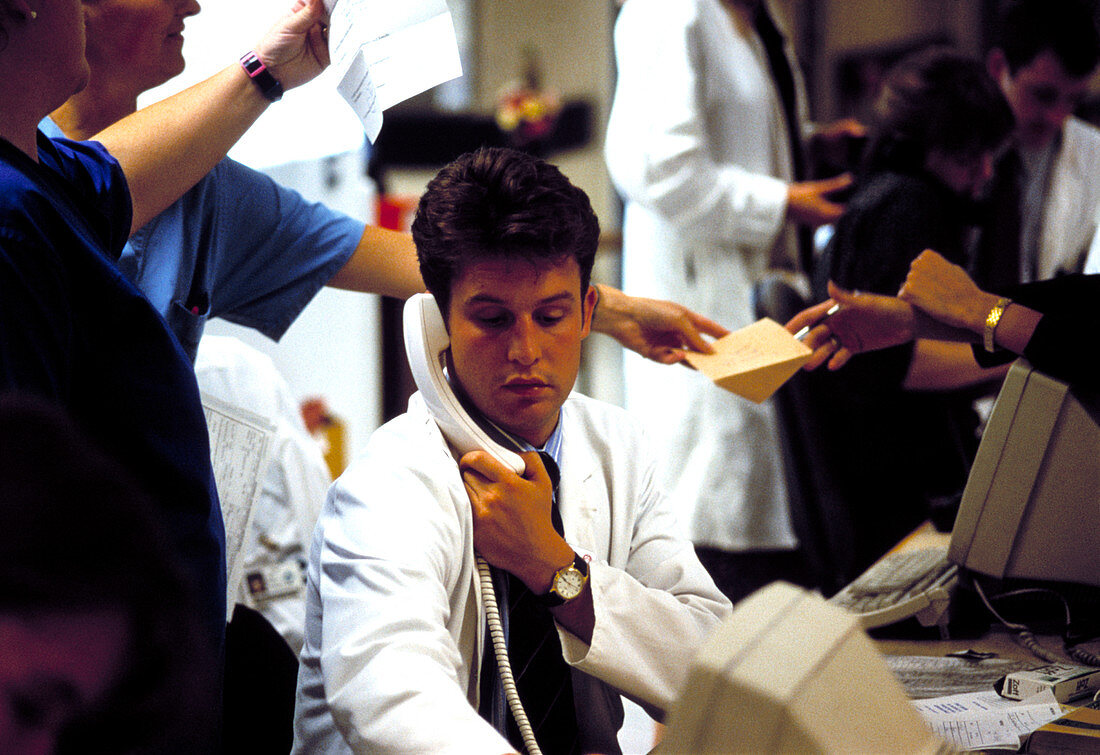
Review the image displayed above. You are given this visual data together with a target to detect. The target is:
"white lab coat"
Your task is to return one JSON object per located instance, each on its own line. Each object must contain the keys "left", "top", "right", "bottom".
{"left": 1049, "top": 117, "right": 1100, "bottom": 276}
{"left": 292, "top": 392, "right": 732, "bottom": 754}
{"left": 195, "top": 335, "right": 331, "bottom": 654}
{"left": 604, "top": 0, "right": 802, "bottom": 551}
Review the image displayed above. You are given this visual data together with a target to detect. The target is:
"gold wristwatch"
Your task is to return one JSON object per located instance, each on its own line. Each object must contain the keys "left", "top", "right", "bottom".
{"left": 537, "top": 553, "right": 589, "bottom": 607}
{"left": 984, "top": 296, "right": 1012, "bottom": 353}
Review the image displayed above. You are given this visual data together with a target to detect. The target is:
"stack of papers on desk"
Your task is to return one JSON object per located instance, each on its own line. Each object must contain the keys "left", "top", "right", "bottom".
{"left": 911, "top": 689, "right": 1063, "bottom": 751}
{"left": 886, "top": 656, "right": 1065, "bottom": 751}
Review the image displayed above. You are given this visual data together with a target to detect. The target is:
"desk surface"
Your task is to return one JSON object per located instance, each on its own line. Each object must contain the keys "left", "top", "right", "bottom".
{"left": 877, "top": 627, "right": 1076, "bottom": 663}
{"left": 870, "top": 522, "right": 1087, "bottom": 664}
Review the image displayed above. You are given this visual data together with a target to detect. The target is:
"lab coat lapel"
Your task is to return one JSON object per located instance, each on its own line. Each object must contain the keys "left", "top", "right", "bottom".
{"left": 1042, "top": 135, "right": 1087, "bottom": 276}
{"left": 557, "top": 431, "right": 601, "bottom": 553}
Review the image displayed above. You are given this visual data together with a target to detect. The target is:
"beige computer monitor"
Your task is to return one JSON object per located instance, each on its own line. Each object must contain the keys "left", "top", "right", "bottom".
{"left": 658, "top": 582, "right": 948, "bottom": 754}
{"left": 948, "top": 360, "right": 1100, "bottom": 588}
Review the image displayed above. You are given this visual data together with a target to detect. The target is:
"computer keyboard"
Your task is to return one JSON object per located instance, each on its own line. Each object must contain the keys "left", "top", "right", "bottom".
{"left": 829, "top": 546, "right": 958, "bottom": 629}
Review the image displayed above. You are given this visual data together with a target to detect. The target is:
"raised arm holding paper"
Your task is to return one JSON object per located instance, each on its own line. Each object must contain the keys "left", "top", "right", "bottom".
{"left": 45, "top": 0, "right": 729, "bottom": 371}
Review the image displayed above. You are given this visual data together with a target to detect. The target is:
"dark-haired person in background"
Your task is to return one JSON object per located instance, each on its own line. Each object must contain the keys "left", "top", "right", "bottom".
{"left": 975, "top": 0, "right": 1100, "bottom": 287}
{"left": 810, "top": 48, "right": 1015, "bottom": 572}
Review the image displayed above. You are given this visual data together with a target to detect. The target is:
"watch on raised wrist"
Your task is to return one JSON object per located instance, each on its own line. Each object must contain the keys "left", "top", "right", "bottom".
{"left": 537, "top": 553, "right": 589, "bottom": 608}
{"left": 240, "top": 50, "right": 283, "bottom": 102}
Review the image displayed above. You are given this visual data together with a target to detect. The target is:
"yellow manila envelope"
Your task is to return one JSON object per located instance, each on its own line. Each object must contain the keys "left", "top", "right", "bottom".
{"left": 683, "top": 318, "right": 812, "bottom": 403}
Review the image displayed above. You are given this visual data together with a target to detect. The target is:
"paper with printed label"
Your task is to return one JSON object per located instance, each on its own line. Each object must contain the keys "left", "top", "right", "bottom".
{"left": 201, "top": 393, "right": 275, "bottom": 621}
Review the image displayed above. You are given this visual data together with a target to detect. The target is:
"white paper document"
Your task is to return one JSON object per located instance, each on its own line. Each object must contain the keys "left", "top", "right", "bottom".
{"left": 323, "top": 0, "right": 463, "bottom": 141}
{"left": 911, "top": 689, "right": 1064, "bottom": 751}
{"left": 202, "top": 393, "right": 276, "bottom": 620}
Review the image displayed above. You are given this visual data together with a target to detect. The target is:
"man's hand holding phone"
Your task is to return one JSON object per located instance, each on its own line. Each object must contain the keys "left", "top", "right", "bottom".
{"left": 461, "top": 450, "right": 574, "bottom": 595}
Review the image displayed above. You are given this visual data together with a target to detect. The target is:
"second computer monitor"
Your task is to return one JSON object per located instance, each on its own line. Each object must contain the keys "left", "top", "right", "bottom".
{"left": 948, "top": 359, "right": 1100, "bottom": 590}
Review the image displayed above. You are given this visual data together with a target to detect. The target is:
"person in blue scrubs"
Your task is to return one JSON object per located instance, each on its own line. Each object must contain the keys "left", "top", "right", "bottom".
{"left": 1, "top": 0, "right": 329, "bottom": 668}
{"left": 47, "top": 0, "right": 728, "bottom": 364}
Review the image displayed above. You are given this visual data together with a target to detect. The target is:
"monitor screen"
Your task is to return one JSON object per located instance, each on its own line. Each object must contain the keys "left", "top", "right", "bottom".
{"left": 948, "top": 360, "right": 1100, "bottom": 590}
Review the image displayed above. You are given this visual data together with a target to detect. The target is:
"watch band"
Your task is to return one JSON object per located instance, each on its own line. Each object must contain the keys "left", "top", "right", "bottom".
{"left": 983, "top": 297, "right": 1011, "bottom": 353}
{"left": 240, "top": 50, "right": 283, "bottom": 102}
{"left": 536, "top": 553, "right": 589, "bottom": 608}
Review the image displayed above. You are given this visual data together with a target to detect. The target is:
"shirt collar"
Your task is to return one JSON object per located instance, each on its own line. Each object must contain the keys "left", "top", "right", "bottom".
{"left": 523, "top": 412, "right": 564, "bottom": 470}
{"left": 38, "top": 116, "right": 64, "bottom": 140}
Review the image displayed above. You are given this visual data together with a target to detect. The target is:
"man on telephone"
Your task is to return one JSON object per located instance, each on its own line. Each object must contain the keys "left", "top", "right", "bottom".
{"left": 292, "top": 147, "right": 732, "bottom": 754}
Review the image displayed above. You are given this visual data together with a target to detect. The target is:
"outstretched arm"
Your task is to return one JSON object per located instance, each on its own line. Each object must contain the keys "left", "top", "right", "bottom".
{"left": 592, "top": 285, "right": 728, "bottom": 363}
{"left": 899, "top": 250, "right": 1044, "bottom": 357}
{"left": 326, "top": 227, "right": 426, "bottom": 300}
{"left": 784, "top": 280, "right": 978, "bottom": 371}
{"left": 329, "top": 236, "right": 728, "bottom": 366}
{"left": 786, "top": 250, "right": 1040, "bottom": 390}
{"left": 902, "top": 340, "right": 1010, "bottom": 391}
{"left": 95, "top": 0, "right": 329, "bottom": 234}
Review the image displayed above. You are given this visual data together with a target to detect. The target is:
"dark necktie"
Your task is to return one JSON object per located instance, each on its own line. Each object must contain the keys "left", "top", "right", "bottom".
{"left": 478, "top": 453, "right": 582, "bottom": 755}
{"left": 969, "top": 148, "right": 1023, "bottom": 291}
{"left": 753, "top": 4, "right": 814, "bottom": 275}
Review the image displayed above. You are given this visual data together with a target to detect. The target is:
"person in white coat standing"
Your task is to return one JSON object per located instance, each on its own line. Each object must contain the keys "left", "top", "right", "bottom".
{"left": 195, "top": 335, "right": 331, "bottom": 656}
{"left": 605, "top": 0, "right": 857, "bottom": 602}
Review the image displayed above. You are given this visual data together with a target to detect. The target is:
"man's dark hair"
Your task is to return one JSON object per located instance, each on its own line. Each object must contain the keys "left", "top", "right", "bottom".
{"left": 995, "top": 0, "right": 1100, "bottom": 77}
{"left": 864, "top": 47, "right": 1015, "bottom": 177}
{"left": 411, "top": 147, "right": 600, "bottom": 315}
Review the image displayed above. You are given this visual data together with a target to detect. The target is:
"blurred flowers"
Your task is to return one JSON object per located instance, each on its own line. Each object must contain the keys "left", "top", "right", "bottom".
{"left": 495, "top": 47, "right": 560, "bottom": 151}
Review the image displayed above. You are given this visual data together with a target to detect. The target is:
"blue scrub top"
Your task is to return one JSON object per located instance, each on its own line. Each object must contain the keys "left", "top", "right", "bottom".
{"left": 41, "top": 118, "right": 363, "bottom": 361}
{"left": 0, "top": 132, "right": 227, "bottom": 646}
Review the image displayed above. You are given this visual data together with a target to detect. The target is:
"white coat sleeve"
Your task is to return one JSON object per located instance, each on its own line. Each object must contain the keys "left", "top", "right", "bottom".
{"left": 604, "top": 0, "right": 789, "bottom": 251}
{"left": 312, "top": 448, "right": 511, "bottom": 754}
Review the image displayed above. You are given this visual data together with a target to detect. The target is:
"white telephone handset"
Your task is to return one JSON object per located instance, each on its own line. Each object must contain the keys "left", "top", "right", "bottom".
{"left": 402, "top": 293, "right": 526, "bottom": 475}
{"left": 402, "top": 292, "right": 542, "bottom": 755}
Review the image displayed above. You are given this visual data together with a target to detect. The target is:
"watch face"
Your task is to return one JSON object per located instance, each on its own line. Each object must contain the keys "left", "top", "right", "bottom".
{"left": 554, "top": 565, "right": 586, "bottom": 600}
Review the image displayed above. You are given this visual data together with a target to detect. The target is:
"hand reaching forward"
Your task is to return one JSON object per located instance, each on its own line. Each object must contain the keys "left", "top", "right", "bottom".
{"left": 593, "top": 286, "right": 729, "bottom": 365}
{"left": 899, "top": 250, "right": 1001, "bottom": 335}
{"left": 786, "top": 173, "right": 853, "bottom": 227}
{"left": 784, "top": 282, "right": 918, "bottom": 371}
